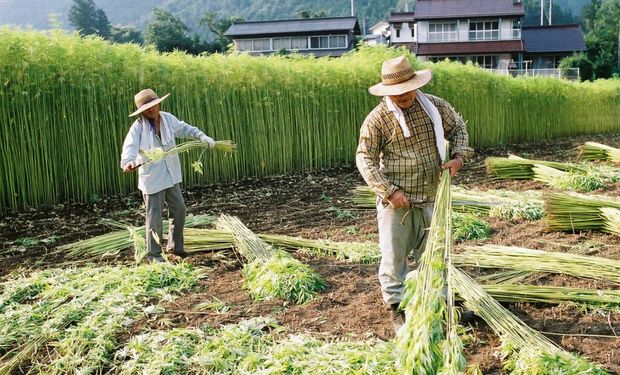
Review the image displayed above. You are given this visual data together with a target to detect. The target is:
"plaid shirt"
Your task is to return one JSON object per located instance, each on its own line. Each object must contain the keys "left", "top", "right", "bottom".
{"left": 356, "top": 93, "right": 473, "bottom": 203}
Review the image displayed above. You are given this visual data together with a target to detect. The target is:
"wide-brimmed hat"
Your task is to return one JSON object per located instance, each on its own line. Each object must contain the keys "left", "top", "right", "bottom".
{"left": 128, "top": 89, "right": 170, "bottom": 117}
{"left": 368, "top": 56, "right": 432, "bottom": 96}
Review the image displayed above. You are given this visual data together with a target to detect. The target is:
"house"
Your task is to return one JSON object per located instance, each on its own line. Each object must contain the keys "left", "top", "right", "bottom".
{"left": 388, "top": 12, "right": 416, "bottom": 49}
{"left": 408, "top": 0, "right": 526, "bottom": 69}
{"left": 522, "top": 24, "right": 587, "bottom": 69}
{"left": 385, "top": 0, "right": 587, "bottom": 78}
{"left": 224, "top": 17, "right": 361, "bottom": 57}
{"left": 363, "top": 21, "right": 390, "bottom": 45}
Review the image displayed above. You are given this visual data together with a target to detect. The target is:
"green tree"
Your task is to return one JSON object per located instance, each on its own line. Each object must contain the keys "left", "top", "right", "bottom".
{"left": 559, "top": 52, "right": 593, "bottom": 79}
{"left": 110, "top": 26, "right": 144, "bottom": 45}
{"left": 68, "top": 0, "right": 111, "bottom": 38}
{"left": 583, "top": 0, "right": 620, "bottom": 78}
{"left": 582, "top": 0, "right": 602, "bottom": 31}
{"left": 199, "top": 12, "right": 243, "bottom": 52}
{"left": 145, "top": 8, "right": 194, "bottom": 53}
{"left": 297, "top": 9, "right": 328, "bottom": 18}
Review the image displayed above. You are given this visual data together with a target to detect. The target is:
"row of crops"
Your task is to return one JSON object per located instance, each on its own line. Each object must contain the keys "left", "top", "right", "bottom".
{"left": 1, "top": 28, "right": 620, "bottom": 211}
{"left": 2, "top": 142, "right": 620, "bottom": 373}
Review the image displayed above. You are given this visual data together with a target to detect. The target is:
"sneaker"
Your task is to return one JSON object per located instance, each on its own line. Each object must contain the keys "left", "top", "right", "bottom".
{"left": 389, "top": 303, "right": 406, "bottom": 333}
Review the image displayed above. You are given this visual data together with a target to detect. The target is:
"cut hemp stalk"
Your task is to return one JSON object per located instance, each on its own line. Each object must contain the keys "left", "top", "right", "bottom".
{"left": 215, "top": 214, "right": 326, "bottom": 304}
{"left": 56, "top": 215, "right": 214, "bottom": 262}
{"left": 354, "top": 185, "right": 544, "bottom": 221}
{"left": 578, "top": 142, "right": 620, "bottom": 164}
{"left": 396, "top": 145, "right": 465, "bottom": 374}
{"left": 140, "top": 140, "right": 237, "bottom": 174}
{"left": 545, "top": 192, "right": 620, "bottom": 234}
{"left": 450, "top": 264, "right": 609, "bottom": 374}
{"left": 454, "top": 245, "right": 620, "bottom": 285}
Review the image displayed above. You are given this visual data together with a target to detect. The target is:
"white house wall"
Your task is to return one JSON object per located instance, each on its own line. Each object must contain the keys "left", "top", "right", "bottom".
{"left": 390, "top": 22, "right": 417, "bottom": 43}
{"left": 417, "top": 22, "right": 429, "bottom": 43}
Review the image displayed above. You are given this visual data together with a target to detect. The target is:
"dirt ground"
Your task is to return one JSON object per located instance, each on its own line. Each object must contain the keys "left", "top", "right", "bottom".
{"left": 2, "top": 133, "right": 620, "bottom": 374}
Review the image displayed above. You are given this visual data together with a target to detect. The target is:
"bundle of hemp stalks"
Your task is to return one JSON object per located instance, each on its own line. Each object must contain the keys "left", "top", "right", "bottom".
{"left": 140, "top": 140, "right": 236, "bottom": 162}
{"left": 450, "top": 264, "right": 609, "bottom": 374}
{"left": 396, "top": 148, "right": 465, "bottom": 374}
{"left": 184, "top": 229, "right": 382, "bottom": 263}
{"left": 353, "top": 185, "right": 544, "bottom": 221}
{"left": 487, "top": 156, "right": 617, "bottom": 192}
{"left": 485, "top": 155, "right": 584, "bottom": 180}
{"left": 578, "top": 142, "right": 620, "bottom": 163}
{"left": 544, "top": 191, "right": 620, "bottom": 234}
{"left": 481, "top": 284, "right": 620, "bottom": 310}
{"left": 454, "top": 245, "right": 620, "bottom": 285}
{"left": 55, "top": 214, "right": 214, "bottom": 262}
{"left": 215, "top": 214, "right": 326, "bottom": 304}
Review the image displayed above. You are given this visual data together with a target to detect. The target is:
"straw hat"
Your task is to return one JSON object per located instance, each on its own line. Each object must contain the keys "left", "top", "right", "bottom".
{"left": 368, "top": 56, "right": 432, "bottom": 96}
{"left": 129, "top": 89, "right": 170, "bottom": 117}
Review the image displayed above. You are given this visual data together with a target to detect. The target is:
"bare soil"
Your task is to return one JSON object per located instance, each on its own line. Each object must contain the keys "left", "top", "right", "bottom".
{"left": 2, "top": 133, "right": 620, "bottom": 374}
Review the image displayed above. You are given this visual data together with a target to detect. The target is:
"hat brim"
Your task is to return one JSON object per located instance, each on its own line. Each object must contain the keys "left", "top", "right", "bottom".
{"left": 128, "top": 93, "right": 171, "bottom": 117}
{"left": 368, "top": 70, "right": 432, "bottom": 96}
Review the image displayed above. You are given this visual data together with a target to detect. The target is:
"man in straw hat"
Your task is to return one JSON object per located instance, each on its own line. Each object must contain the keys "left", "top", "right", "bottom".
{"left": 120, "top": 88, "right": 216, "bottom": 263}
{"left": 356, "top": 56, "right": 473, "bottom": 332}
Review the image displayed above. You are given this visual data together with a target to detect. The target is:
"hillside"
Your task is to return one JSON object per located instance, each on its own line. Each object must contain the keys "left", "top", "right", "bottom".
{"left": 0, "top": 0, "right": 400, "bottom": 34}
{"left": 0, "top": 0, "right": 589, "bottom": 35}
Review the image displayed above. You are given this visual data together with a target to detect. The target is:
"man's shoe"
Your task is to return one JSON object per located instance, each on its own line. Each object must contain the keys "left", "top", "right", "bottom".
{"left": 389, "top": 303, "right": 405, "bottom": 333}
{"left": 456, "top": 307, "right": 475, "bottom": 324}
{"left": 147, "top": 256, "right": 166, "bottom": 263}
{"left": 167, "top": 248, "right": 188, "bottom": 258}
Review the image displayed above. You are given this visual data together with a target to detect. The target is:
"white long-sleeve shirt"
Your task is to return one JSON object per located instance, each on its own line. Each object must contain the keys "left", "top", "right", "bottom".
{"left": 120, "top": 111, "right": 210, "bottom": 195}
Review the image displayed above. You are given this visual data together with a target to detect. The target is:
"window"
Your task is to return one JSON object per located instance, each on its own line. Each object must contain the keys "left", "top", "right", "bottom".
{"left": 395, "top": 28, "right": 401, "bottom": 38}
{"left": 512, "top": 19, "right": 521, "bottom": 39}
{"left": 469, "top": 20, "right": 499, "bottom": 41}
{"left": 310, "top": 36, "right": 329, "bottom": 49}
{"left": 252, "top": 39, "right": 271, "bottom": 51}
{"left": 329, "top": 35, "right": 346, "bottom": 48}
{"left": 273, "top": 38, "right": 291, "bottom": 50}
{"left": 291, "top": 37, "right": 308, "bottom": 49}
{"left": 409, "top": 23, "right": 415, "bottom": 38}
{"left": 309, "top": 35, "right": 347, "bottom": 49}
{"left": 472, "top": 55, "right": 498, "bottom": 69}
{"left": 237, "top": 39, "right": 252, "bottom": 51}
{"left": 428, "top": 22, "right": 457, "bottom": 42}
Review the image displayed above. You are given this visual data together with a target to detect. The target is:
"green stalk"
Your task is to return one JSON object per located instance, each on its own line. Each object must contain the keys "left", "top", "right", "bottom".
{"left": 396, "top": 144, "right": 465, "bottom": 374}
{"left": 450, "top": 264, "right": 609, "bottom": 374}
{"left": 545, "top": 192, "right": 620, "bottom": 232}
{"left": 215, "top": 214, "right": 326, "bottom": 304}
{"left": 454, "top": 245, "right": 620, "bottom": 284}
{"left": 579, "top": 142, "right": 620, "bottom": 163}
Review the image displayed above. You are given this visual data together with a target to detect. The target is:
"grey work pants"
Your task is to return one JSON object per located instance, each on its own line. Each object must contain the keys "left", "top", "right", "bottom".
{"left": 376, "top": 198, "right": 434, "bottom": 305}
{"left": 143, "top": 184, "right": 186, "bottom": 261}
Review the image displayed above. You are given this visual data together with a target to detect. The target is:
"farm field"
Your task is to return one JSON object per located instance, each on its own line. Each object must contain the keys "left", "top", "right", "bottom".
{"left": 2, "top": 132, "right": 620, "bottom": 374}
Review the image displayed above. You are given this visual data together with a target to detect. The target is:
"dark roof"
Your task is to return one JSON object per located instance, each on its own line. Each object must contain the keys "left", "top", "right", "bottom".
{"left": 416, "top": 40, "right": 524, "bottom": 55}
{"left": 522, "top": 24, "right": 586, "bottom": 53}
{"left": 414, "top": 0, "right": 525, "bottom": 20}
{"left": 389, "top": 12, "right": 415, "bottom": 23}
{"left": 225, "top": 17, "right": 361, "bottom": 37}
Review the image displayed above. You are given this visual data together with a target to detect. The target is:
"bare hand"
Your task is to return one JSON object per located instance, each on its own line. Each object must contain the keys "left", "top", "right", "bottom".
{"left": 386, "top": 190, "right": 410, "bottom": 209}
{"left": 441, "top": 158, "right": 463, "bottom": 177}
{"left": 123, "top": 162, "right": 136, "bottom": 173}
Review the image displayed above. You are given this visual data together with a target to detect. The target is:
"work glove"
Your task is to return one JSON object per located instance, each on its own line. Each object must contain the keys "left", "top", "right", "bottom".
{"left": 200, "top": 134, "right": 215, "bottom": 149}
